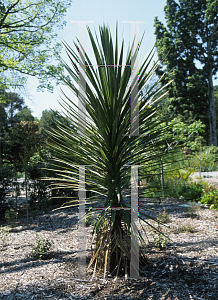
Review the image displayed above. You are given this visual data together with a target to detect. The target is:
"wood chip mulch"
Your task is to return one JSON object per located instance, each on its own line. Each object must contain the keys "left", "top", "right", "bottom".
{"left": 0, "top": 195, "right": 218, "bottom": 300}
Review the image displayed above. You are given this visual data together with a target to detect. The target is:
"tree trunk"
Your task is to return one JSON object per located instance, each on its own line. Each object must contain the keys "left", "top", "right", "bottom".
{"left": 0, "top": 120, "right": 1, "bottom": 168}
{"left": 206, "top": 22, "right": 217, "bottom": 147}
{"left": 160, "top": 158, "right": 165, "bottom": 197}
{"left": 199, "top": 140, "right": 201, "bottom": 178}
{"left": 10, "top": 101, "right": 13, "bottom": 126}
{"left": 208, "top": 69, "right": 217, "bottom": 146}
{"left": 25, "top": 164, "right": 29, "bottom": 227}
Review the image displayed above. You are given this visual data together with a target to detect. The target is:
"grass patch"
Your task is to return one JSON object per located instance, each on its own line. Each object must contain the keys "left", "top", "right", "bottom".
{"left": 157, "top": 207, "right": 171, "bottom": 223}
{"left": 173, "top": 224, "right": 197, "bottom": 234}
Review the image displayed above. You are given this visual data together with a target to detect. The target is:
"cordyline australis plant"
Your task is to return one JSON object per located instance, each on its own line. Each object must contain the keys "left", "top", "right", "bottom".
{"left": 44, "top": 24, "right": 179, "bottom": 278}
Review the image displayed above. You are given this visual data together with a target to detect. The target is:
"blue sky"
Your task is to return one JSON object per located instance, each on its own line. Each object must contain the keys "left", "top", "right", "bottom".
{"left": 21, "top": 0, "right": 218, "bottom": 119}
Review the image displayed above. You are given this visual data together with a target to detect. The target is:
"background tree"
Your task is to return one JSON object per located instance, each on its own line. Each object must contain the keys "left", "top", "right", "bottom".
{"left": 14, "top": 107, "right": 35, "bottom": 123}
{"left": 154, "top": 0, "right": 218, "bottom": 146}
{"left": 10, "top": 121, "right": 41, "bottom": 225}
{"left": 0, "top": 0, "right": 71, "bottom": 91}
{"left": 3, "top": 90, "right": 25, "bottom": 126}
{"left": 0, "top": 89, "right": 34, "bottom": 166}
{"left": 38, "top": 109, "right": 76, "bottom": 162}
{"left": 39, "top": 109, "right": 75, "bottom": 138}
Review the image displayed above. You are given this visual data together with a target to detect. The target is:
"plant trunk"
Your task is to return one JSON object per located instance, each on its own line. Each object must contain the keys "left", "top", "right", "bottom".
{"left": 109, "top": 211, "right": 124, "bottom": 274}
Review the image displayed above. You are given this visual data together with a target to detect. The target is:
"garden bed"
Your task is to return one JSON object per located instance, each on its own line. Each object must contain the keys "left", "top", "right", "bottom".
{"left": 0, "top": 196, "right": 218, "bottom": 300}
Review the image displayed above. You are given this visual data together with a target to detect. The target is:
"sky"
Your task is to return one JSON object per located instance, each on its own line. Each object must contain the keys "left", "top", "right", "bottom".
{"left": 19, "top": 0, "right": 218, "bottom": 119}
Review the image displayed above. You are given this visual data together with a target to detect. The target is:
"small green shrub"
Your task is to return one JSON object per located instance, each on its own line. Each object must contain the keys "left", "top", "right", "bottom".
{"left": 150, "top": 221, "right": 169, "bottom": 250}
{"left": 157, "top": 208, "right": 171, "bottom": 223}
{"left": 200, "top": 190, "right": 218, "bottom": 209}
{"left": 0, "top": 225, "right": 9, "bottom": 247}
{"left": 201, "top": 183, "right": 217, "bottom": 194}
{"left": 176, "top": 182, "right": 205, "bottom": 201}
{"left": 174, "top": 224, "right": 197, "bottom": 233}
{"left": 154, "top": 232, "right": 167, "bottom": 250}
{"left": 210, "top": 204, "right": 218, "bottom": 210}
{"left": 160, "top": 167, "right": 195, "bottom": 199}
{"left": 31, "top": 233, "right": 54, "bottom": 259}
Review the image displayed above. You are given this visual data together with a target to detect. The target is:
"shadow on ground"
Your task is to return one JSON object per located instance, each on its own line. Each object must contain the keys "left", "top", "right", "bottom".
{"left": 0, "top": 254, "right": 217, "bottom": 299}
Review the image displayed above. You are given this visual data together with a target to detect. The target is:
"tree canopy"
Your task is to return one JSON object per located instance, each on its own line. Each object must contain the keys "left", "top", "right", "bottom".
{"left": 154, "top": 0, "right": 218, "bottom": 145}
{"left": 0, "top": 89, "right": 35, "bottom": 166}
{"left": 0, "top": 0, "right": 71, "bottom": 91}
{"left": 14, "top": 107, "right": 35, "bottom": 123}
{"left": 39, "top": 109, "right": 74, "bottom": 137}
